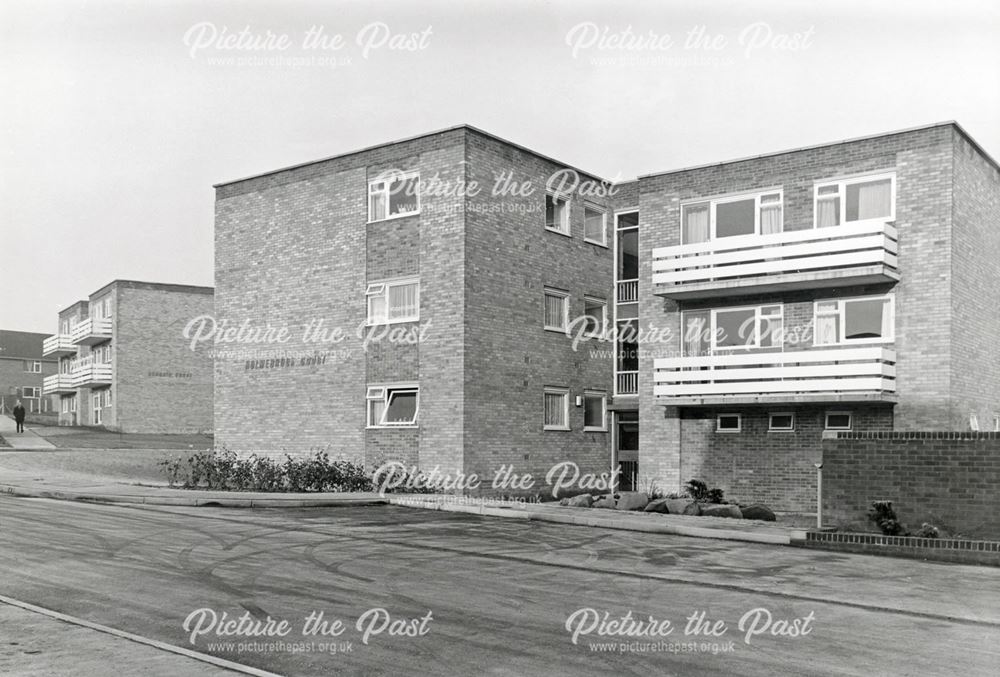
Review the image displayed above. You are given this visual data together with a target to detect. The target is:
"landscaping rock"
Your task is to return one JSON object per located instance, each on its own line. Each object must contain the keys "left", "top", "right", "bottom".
{"left": 664, "top": 498, "right": 701, "bottom": 516}
{"left": 700, "top": 504, "right": 743, "bottom": 519}
{"left": 614, "top": 491, "right": 649, "bottom": 511}
{"left": 643, "top": 497, "right": 671, "bottom": 513}
{"left": 591, "top": 494, "right": 616, "bottom": 509}
{"left": 565, "top": 493, "right": 594, "bottom": 508}
{"left": 740, "top": 504, "right": 776, "bottom": 521}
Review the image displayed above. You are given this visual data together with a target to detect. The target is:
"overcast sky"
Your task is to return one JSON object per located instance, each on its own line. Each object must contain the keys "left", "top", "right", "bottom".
{"left": 2, "top": 0, "right": 998, "bottom": 333}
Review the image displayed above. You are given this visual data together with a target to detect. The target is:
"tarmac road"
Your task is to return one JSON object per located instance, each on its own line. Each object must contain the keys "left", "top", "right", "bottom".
{"left": 1, "top": 496, "right": 998, "bottom": 676}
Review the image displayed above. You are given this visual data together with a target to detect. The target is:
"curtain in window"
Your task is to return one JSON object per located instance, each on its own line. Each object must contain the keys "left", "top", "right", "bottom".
{"left": 683, "top": 314, "right": 709, "bottom": 357}
{"left": 815, "top": 314, "right": 839, "bottom": 345}
{"left": 544, "top": 393, "right": 565, "bottom": 426}
{"left": 880, "top": 299, "right": 892, "bottom": 338}
{"left": 544, "top": 294, "right": 565, "bottom": 328}
{"left": 683, "top": 204, "right": 710, "bottom": 244}
{"left": 370, "top": 192, "right": 387, "bottom": 221}
{"left": 854, "top": 179, "right": 892, "bottom": 220}
{"left": 816, "top": 198, "right": 839, "bottom": 227}
{"left": 760, "top": 204, "right": 782, "bottom": 234}
{"left": 388, "top": 283, "right": 418, "bottom": 319}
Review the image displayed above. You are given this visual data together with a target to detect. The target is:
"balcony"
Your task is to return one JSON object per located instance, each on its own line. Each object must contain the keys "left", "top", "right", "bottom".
{"left": 617, "top": 279, "right": 638, "bottom": 304}
{"left": 651, "top": 220, "right": 899, "bottom": 300}
{"left": 653, "top": 346, "right": 896, "bottom": 405}
{"left": 616, "top": 371, "right": 638, "bottom": 396}
{"left": 70, "top": 318, "right": 112, "bottom": 345}
{"left": 42, "top": 373, "right": 76, "bottom": 395}
{"left": 42, "top": 334, "right": 76, "bottom": 357}
{"left": 70, "top": 356, "right": 112, "bottom": 388}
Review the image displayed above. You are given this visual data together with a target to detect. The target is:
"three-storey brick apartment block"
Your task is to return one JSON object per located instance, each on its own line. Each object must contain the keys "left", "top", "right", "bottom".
{"left": 0, "top": 330, "right": 58, "bottom": 416}
{"left": 215, "top": 122, "right": 1000, "bottom": 508}
{"left": 42, "top": 280, "right": 215, "bottom": 433}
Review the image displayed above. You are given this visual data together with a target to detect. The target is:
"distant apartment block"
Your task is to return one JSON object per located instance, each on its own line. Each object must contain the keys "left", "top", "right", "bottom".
{"left": 0, "top": 330, "right": 58, "bottom": 415}
{"left": 42, "top": 280, "right": 215, "bottom": 433}
{"left": 214, "top": 122, "right": 1000, "bottom": 509}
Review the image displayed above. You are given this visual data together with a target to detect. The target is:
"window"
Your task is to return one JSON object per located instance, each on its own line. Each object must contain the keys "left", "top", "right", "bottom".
{"left": 814, "top": 295, "right": 893, "bottom": 345}
{"left": 61, "top": 319, "right": 70, "bottom": 335}
{"left": 104, "top": 297, "right": 112, "bottom": 318}
{"left": 61, "top": 398, "right": 69, "bottom": 414}
{"left": 545, "top": 193, "right": 570, "bottom": 235}
{"left": 994, "top": 413, "right": 1000, "bottom": 433}
{"left": 70, "top": 396, "right": 77, "bottom": 412}
{"left": 543, "top": 388, "right": 570, "bottom": 430}
{"left": 681, "top": 190, "right": 783, "bottom": 244}
{"left": 769, "top": 412, "right": 795, "bottom": 432}
{"left": 583, "top": 391, "right": 607, "bottom": 431}
{"left": 582, "top": 297, "right": 607, "bottom": 338}
{"left": 825, "top": 411, "right": 852, "bottom": 431}
{"left": 23, "top": 361, "right": 41, "bottom": 373}
{"left": 814, "top": 173, "right": 895, "bottom": 228}
{"left": 92, "top": 395, "right": 102, "bottom": 425}
{"left": 717, "top": 414, "right": 741, "bottom": 432}
{"left": 104, "top": 389, "right": 112, "bottom": 406}
{"left": 584, "top": 205, "right": 607, "bottom": 246}
{"left": 366, "top": 277, "right": 420, "bottom": 325}
{"left": 366, "top": 384, "right": 419, "bottom": 427}
{"left": 543, "top": 288, "right": 569, "bottom": 332}
{"left": 368, "top": 171, "right": 420, "bottom": 222}
{"left": 684, "top": 304, "right": 783, "bottom": 355}
{"left": 21, "top": 387, "right": 40, "bottom": 398}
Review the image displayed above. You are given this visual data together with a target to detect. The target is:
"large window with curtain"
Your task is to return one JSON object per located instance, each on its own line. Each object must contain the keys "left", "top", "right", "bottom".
{"left": 368, "top": 172, "right": 420, "bottom": 222}
{"left": 814, "top": 295, "right": 894, "bottom": 345}
{"left": 680, "top": 190, "right": 783, "bottom": 244}
{"left": 682, "top": 304, "right": 784, "bottom": 355}
{"left": 814, "top": 173, "right": 895, "bottom": 228}
{"left": 366, "top": 277, "right": 420, "bottom": 325}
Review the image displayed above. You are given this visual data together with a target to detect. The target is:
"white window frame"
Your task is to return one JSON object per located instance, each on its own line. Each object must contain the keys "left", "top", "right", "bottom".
{"left": 768, "top": 412, "right": 795, "bottom": 432}
{"left": 684, "top": 304, "right": 783, "bottom": 354}
{"left": 92, "top": 394, "right": 102, "bottom": 425}
{"left": 680, "top": 188, "right": 784, "bottom": 244}
{"left": 716, "top": 413, "right": 742, "bottom": 433}
{"left": 582, "top": 296, "right": 608, "bottom": 338}
{"left": 25, "top": 361, "right": 41, "bottom": 373}
{"left": 543, "top": 287, "right": 570, "bottom": 332}
{"left": 61, "top": 398, "right": 69, "bottom": 414}
{"left": 366, "top": 383, "right": 419, "bottom": 428}
{"left": 545, "top": 192, "right": 571, "bottom": 236}
{"left": 813, "top": 294, "right": 894, "bottom": 346}
{"left": 70, "top": 396, "right": 77, "bottom": 412}
{"left": 583, "top": 390, "right": 608, "bottom": 432}
{"left": 368, "top": 171, "right": 421, "bottom": 223}
{"left": 366, "top": 276, "right": 420, "bottom": 326}
{"left": 813, "top": 172, "right": 896, "bottom": 228}
{"left": 543, "top": 387, "right": 570, "bottom": 431}
{"left": 21, "top": 386, "right": 40, "bottom": 398}
{"left": 824, "top": 411, "right": 853, "bottom": 431}
{"left": 583, "top": 203, "right": 608, "bottom": 247}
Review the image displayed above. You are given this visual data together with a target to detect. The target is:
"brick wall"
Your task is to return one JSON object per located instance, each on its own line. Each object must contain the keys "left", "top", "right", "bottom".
{"left": 822, "top": 432, "right": 1000, "bottom": 539}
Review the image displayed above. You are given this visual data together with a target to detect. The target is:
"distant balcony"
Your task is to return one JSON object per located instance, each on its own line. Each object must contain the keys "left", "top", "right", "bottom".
{"left": 43, "top": 373, "right": 76, "bottom": 395}
{"left": 70, "top": 318, "right": 112, "bottom": 345}
{"left": 617, "top": 279, "right": 638, "bottom": 304}
{"left": 653, "top": 346, "right": 896, "bottom": 405}
{"left": 42, "top": 334, "right": 76, "bottom": 357}
{"left": 70, "top": 356, "right": 112, "bottom": 388}
{"left": 651, "top": 220, "right": 899, "bottom": 300}
{"left": 616, "top": 371, "right": 638, "bottom": 396}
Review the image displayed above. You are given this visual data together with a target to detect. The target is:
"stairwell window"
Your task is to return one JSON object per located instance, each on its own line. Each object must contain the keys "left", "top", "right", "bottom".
{"left": 814, "top": 173, "right": 895, "bottom": 227}
{"left": 814, "top": 295, "right": 894, "bottom": 345}
{"left": 366, "top": 384, "right": 419, "bottom": 427}
{"left": 544, "top": 288, "right": 570, "bottom": 332}
{"left": 543, "top": 387, "right": 570, "bottom": 430}
{"left": 582, "top": 296, "right": 607, "bottom": 338}
{"left": 584, "top": 204, "right": 607, "bottom": 246}
{"left": 681, "top": 189, "right": 783, "bottom": 244}
{"left": 368, "top": 171, "right": 420, "bottom": 222}
{"left": 366, "top": 277, "right": 420, "bottom": 325}
{"left": 545, "top": 193, "right": 570, "bottom": 235}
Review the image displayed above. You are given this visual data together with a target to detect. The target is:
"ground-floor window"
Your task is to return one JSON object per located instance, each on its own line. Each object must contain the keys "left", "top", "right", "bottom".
{"left": 366, "top": 384, "right": 419, "bottom": 427}
{"left": 768, "top": 412, "right": 795, "bottom": 432}
{"left": 716, "top": 413, "right": 741, "bottom": 432}
{"left": 543, "top": 387, "right": 569, "bottom": 430}
{"left": 92, "top": 394, "right": 102, "bottom": 425}
{"left": 825, "top": 411, "right": 852, "bottom": 431}
{"left": 583, "top": 391, "right": 607, "bottom": 431}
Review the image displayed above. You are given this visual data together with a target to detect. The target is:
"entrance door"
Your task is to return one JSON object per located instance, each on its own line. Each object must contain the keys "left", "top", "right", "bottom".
{"left": 614, "top": 411, "right": 639, "bottom": 491}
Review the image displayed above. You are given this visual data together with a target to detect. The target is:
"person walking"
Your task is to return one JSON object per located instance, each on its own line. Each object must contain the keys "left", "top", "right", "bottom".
{"left": 13, "top": 400, "right": 26, "bottom": 433}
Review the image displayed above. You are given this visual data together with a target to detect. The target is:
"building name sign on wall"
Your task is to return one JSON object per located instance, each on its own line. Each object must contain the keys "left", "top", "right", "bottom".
{"left": 148, "top": 371, "right": 193, "bottom": 378}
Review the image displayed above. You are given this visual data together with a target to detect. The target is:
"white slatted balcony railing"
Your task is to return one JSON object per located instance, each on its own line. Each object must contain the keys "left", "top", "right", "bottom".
{"left": 617, "top": 279, "right": 639, "bottom": 304}
{"left": 653, "top": 346, "right": 896, "bottom": 405}
{"left": 651, "top": 220, "right": 899, "bottom": 299}
{"left": 70, "top": 356, "right": 112, "bottom": 387}
{"left": 616, "top": 370, "right": 638, "bottom": 396}
{"left": 42, "top": 334, "right": 76, "bottom": 357}
{"left": 42, "top": 373, "right": 76, "bottom": 394}
{"left": 70, "top": 318, "right": 112, "bottom": 345}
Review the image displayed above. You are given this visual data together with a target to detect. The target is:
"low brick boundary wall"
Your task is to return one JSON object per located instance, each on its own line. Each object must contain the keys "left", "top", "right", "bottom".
{"left": 797, "top": 531, "right": 1000, "bottom": 567}
{"left": 821, "top": 432, "right": 1000, "bottom": 540}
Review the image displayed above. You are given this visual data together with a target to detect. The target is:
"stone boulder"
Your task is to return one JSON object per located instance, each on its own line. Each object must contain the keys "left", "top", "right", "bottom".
{"left": 591, "top": 494, "right": 616, "bottom": 509}
{"left": 700, "top": 504, "right": 743, "bottom": 519}
{"left": 664, "top": 498, "right": 701, "bottom": 516}
{"left": 614, "top": 491, "right": 650, "bottom": 511}
{"left": 643, "top": 498, "right": 671, "bottom": 513}
{"left": 740, "top": 504, "right": 776, "bottom": 521}
{"left": 564, "top": 493, "right": 594, "bottom": 508}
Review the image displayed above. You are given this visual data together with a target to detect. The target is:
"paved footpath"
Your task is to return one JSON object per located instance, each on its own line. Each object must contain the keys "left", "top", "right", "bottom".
{"left": 0, "top": 416, "right": 55, "bottom": 449}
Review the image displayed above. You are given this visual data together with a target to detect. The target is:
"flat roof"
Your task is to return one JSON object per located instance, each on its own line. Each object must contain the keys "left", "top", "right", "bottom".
{"left": 89, "top": 279, "right": 215, "bottom": 299}
{"left": 214, "top": 124, "right": 611, "bottom": 188}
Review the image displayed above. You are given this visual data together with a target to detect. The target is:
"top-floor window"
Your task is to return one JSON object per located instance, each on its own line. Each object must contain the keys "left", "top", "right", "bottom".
{"left": 583, "top": 204, "right": 607, "bottom": 246}
{"left": 814, "top": 173, "right": 895, "bottom": 228}
{"left": 369, "top": 171, "right": 420, "bottom": 222}
{"left": 681, "top": 190, "right": 783, "bottom": 244}
{"left": 23, "top": 361, "right": 41, "bottom": 373}
{"left": 60, "top": 319, "right": 70, "bottom": 335}
{"left": 545, "top": 193, "right": 570, "bottom": 235}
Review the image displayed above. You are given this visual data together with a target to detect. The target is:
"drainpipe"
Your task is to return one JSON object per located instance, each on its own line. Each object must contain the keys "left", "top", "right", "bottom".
{"left": 814, "top": 462, "right": 823, "bottom": 529}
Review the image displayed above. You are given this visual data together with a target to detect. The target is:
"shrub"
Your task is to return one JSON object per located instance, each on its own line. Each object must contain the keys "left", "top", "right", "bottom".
{"left": 641, "top": 479, "right": 664, "bottom": 500}
{"left": 685, "top": 479, "right": 725, "bottom": 504}
{"left": 915, "top": 522, "right": 940, "bottom": 539}
{"left": 868, "top": 500, "right": 904, "bottom": 536}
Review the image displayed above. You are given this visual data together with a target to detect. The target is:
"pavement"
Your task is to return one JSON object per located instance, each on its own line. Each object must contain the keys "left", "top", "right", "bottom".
{"left": 0, "top": 415, "right": 56, "bottom": 449}
{"left": 2, "top": 497, "right": 999, "bottom": 676}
